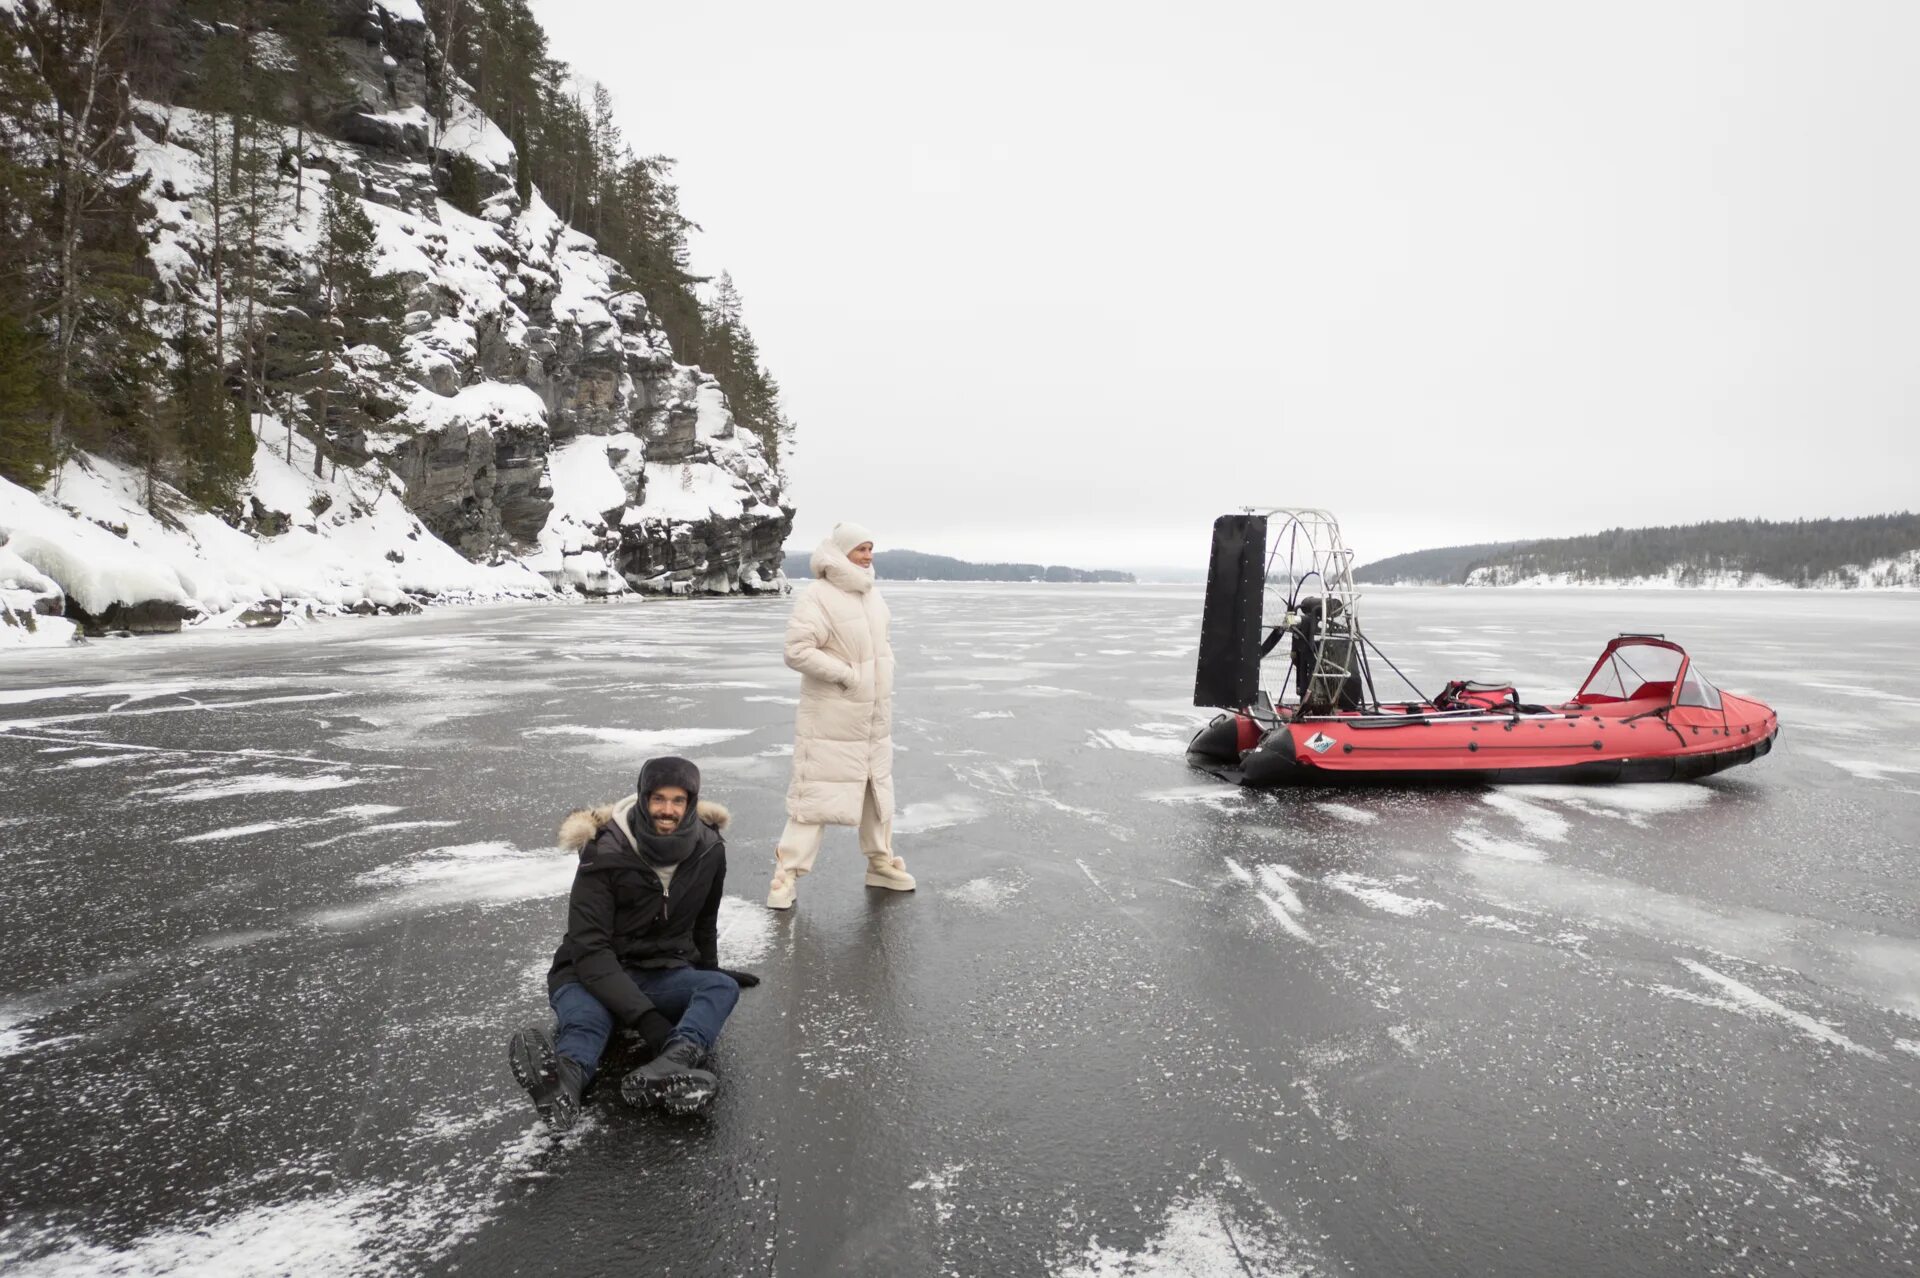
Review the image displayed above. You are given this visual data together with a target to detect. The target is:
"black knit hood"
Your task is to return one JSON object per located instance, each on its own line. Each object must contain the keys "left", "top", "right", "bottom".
{"left": 631, "top": 756, "right": 703, "bottom": 864}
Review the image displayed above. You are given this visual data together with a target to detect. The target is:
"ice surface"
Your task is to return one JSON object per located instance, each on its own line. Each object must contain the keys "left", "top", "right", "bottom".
{"left": 5, "top": 585, "right": 1915, "bottom": 1274}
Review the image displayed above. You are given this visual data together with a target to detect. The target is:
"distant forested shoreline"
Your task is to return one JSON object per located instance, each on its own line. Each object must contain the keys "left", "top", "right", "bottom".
{"left": 1355, "top": 513, "right": 1920, "bottom": 587}
{"left": 784, "top": 549, "right": 1134, "bottom": 584}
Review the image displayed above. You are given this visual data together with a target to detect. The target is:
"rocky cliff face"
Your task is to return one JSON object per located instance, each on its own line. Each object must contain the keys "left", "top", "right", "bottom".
{"left": 2, "top": 0, "right": 791, "bottom": 645}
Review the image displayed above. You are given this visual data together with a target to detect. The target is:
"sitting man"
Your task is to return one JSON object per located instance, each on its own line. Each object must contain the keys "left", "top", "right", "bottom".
{"left": 508, "top": 756, "right": 759, "bottom": 1127}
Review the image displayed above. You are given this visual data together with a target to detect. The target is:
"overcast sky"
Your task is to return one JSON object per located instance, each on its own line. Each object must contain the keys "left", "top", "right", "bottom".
{"left": 529, "top": 0, "right": 1920, "bottom": 570}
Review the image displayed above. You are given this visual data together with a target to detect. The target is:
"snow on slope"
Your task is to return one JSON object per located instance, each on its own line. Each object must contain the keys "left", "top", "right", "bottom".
{"left": 2, "top": 429, "right": 548, "bottom": 643}
{"left": 5, "top": 58, "right": 789, "bottom": 644}
{"left": 1462, "top": 553, "right": 1920, "bottom": 590}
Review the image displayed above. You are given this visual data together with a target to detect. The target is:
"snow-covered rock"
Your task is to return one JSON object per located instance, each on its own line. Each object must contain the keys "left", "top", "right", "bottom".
{"left": 4, "top": 2, "right": 791, "bottom": 641}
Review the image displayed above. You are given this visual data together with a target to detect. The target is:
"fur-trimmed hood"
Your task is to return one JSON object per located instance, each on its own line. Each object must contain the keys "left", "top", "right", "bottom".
{"left": 558, "top": 795, "right": 731, "bottom": 854}
{"left": 810, "top": 538, "right": 875, "bottom": 594}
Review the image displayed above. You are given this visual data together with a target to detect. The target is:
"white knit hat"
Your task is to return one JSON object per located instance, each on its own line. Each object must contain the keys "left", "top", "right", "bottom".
{"left": 830, "top": 522, "right": 876, "bottom": 555}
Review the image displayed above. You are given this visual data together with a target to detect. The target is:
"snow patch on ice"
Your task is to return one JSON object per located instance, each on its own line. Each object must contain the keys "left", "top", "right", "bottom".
{"left": 1509, "top": 783, "right": 1714, "bottom": 823}
{"left": 309, "top": 842, "right": 571, "bottom": 928}
{"left": 1480, "top": 789, "right": 1570, "bottom": 841}
{"left": 1254, "top": 868, "right": 1313, "bottom": 943}
{"left": 1321, "top": 873, "right": 1444, "bottom": 917}
{"left": 330, "top": 804, "right": 405, "bottom": 819}
{"left": 893, "top": 795, "right": 985, "bottom": 835}
{"left": 948, "top": 876, "right": 1024, "bottom": 910}
{"left": 1672, "top": 959, "right": 1884, "bottom": 1058}
{"left": 1820, "top": 757, "right": 1919, "bottom": 783}
{"left": 1451, "top": 826, "right": 1547, "bottom": 863}
{"left": 1312, "top": 801, "right": 1377, "bottom": 825}
{"left": 147, "top": 773, "right": 362, "bottom": 802}
{"left": 716, "top": 895, "right": 774, "bottom": 964}
{"left": 1057, "top": 1191, "right": 1329, "bottom": 1277}
{"left": 522, "top": 725, "right": 751, "bottom": 752}
{"left": 1087, "top": 729, "right": 1187, "bottom": 757}
{"left": 1466, "top": 913, "right": 1532, "bottom": 934}
{"left": 354, "top": 841, "right": 522, "bottom": 887}
{"left": 1144, "top": 787, "right": 1243, "bottom": 811}
{"left": 1256, "top": 865, "right": 1305, "bottom": 915}
{"left": 177, "top": 818, "right": 318, "bottom": 844}
{"left": 1894, "top": 1038, "right": 1920, "bottom": 1058}
{"left": 908, "top": 1164, "right": 965, "bottom": 1225}
{"left": 0, "top": 1011, "right": 36, "bottom": 1059}
{"left": 1, "top": 1188, "right": 396, "bottom": 1276}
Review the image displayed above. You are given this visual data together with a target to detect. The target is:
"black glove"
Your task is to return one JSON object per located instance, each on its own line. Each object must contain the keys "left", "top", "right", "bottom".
{"left": 634, "top": 1008, "right": 675, "bottom": 1057}
{"left": 720, "top": 968, "right": 761, "bottom": 988}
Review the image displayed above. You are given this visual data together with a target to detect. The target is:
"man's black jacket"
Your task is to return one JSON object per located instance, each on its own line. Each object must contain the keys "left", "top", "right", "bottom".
{"left": 546, "top": 797, "right": 729, "bottom": 1025}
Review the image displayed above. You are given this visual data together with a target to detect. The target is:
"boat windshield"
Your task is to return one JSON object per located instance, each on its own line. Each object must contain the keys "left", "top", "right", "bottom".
{"left": 1576, "top": 641, "right": 1685, "bottom": 703}
{"left": 1676, "top": 667, "right": 1724, "bottom": 710}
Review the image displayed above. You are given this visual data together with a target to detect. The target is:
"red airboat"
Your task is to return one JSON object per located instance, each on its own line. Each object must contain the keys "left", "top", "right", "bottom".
{"left": 1187, "top": 511, "right": 1780, "bottom": 787}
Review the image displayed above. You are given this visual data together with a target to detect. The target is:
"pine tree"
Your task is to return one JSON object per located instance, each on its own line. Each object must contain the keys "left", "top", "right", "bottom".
{"left": 295, "top": 183, "right": 408, "bottom": 474}
{"left": 272, "top": 2, "right": 348, "bottom": 217}
{"left": 0, "top": 8, "right": 57, "bottom": 485}
{"left": 698, "top": 273, "right": 792, "bottom": 468}
{"left": 8, "top": 0, "right": 155, "bottom": 464}
{"left": 169, "top": 313, "right": 253, "bottom": 512}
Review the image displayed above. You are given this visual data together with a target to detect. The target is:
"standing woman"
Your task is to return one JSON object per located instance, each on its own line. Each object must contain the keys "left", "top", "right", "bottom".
{"left": 767, "top": 522, "right": 915, "bottom": 910}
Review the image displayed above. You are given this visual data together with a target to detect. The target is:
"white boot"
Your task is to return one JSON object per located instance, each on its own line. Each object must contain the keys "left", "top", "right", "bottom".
{"left": 864, "top": 853, "right": 916, "bottom": 892}
{"left": 767, "top": 869, "right": 797, "bottom": 911}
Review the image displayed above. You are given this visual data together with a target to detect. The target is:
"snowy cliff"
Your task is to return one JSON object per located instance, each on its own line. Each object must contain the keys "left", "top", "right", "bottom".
{"left": 1, "top": 0, "right": 791, "bottom": 647}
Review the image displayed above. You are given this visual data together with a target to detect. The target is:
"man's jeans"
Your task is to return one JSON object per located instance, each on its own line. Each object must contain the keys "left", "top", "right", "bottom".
{"left": 550, "top": 967, "right": 739, "bottom": 1081}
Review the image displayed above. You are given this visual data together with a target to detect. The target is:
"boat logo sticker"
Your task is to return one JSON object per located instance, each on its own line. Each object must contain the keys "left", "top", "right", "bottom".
{"left": 1304, "top": 732, "right": 1337, "bottom": 754}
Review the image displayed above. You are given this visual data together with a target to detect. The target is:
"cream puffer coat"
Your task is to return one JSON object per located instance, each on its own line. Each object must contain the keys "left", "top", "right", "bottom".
{"left": 783, "top": 538, "right": 894, "bottom": 826}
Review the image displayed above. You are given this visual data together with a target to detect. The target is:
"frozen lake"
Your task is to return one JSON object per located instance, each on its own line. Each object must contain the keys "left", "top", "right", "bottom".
{"left": 2, "top": 584, "right": 1917, "bottom": 1276}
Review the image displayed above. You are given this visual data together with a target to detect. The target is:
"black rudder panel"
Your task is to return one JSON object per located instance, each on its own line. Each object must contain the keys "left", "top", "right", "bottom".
{"left": 1194, "top": 513, "right": 1266, "bottom": 708}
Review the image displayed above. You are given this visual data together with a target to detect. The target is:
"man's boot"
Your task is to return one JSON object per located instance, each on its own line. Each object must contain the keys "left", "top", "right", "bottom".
{"left": 864, "top": 853, "right": 916, "bottom": 892}
{"left": 620, "top": 1037, "right": 717, "bottom": 1114}
{"left": 508, "top": 1023, "right": 587, "bottom": 1132}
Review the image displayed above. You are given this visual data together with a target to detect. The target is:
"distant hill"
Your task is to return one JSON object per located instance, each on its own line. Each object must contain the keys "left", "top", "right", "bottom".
{"left": 783, "top": 548, "right": 1135, "bottom": 584}
{"left": 1352, "top": 541, "right": 1539, "bottom": 585}
{"left": 1355, "top": 514, "right": 1920, "bottom": 588}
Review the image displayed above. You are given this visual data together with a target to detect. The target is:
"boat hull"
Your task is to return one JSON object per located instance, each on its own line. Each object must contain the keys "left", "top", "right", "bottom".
{"left": 1187, "top": 706, "right": 1780, "bottom": 789}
